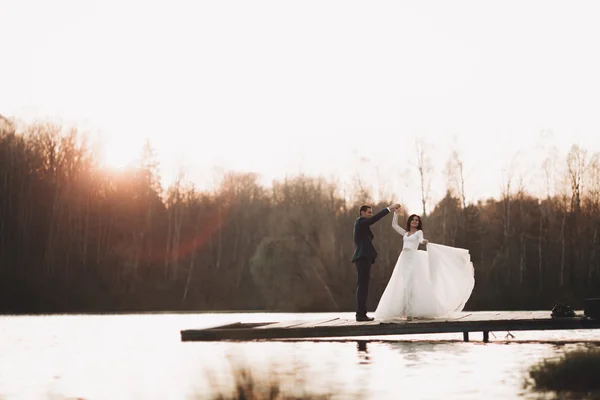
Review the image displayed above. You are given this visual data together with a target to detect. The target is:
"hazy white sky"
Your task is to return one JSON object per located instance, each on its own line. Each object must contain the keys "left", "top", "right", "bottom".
{"left": 2, "top": 0, "right": 600, "bottom": 212}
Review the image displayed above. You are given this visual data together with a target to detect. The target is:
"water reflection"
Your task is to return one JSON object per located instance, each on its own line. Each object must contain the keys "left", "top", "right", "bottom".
{"left": 383, "top": 341, "right": 443, "bottom": 367}
{"left": 356, "top": 340, "right": 370, "bottom": 365}
{"left": 356, "top": 340, "right": 368, "bottom": 352}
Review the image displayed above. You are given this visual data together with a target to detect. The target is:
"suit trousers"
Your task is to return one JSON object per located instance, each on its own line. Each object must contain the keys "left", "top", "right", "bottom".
{"left": 354, "top": 257, "right": 372, "bottom": 317}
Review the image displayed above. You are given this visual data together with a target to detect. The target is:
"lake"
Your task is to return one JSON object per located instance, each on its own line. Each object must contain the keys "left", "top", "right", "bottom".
{"left": 1, "top": 312, "right": 599, "bottom": 399}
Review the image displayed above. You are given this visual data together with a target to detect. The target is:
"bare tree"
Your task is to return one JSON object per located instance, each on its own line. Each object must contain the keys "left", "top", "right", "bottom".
{"left": 516, "top": 176, "right": 527, "bottom": 287}
{"left": 415, "top": 138, "right": 433, "bottom": 217}
{"left": 566, "top": 144, "right": 588, "bottom": 214}
{"left": 559, "top": 191, "right": 568, "bottom": 287}
{"left": 445, "top": 148, "right": 467, "bottom": 210}
{"left": 536, "top": 142, "right": 560, "bottom": 291}
{"left": 500, "top": 167, "right": 513, "bottom": 248}
{"left": 537, "top": 198, "right": 544, "bottom": 291}
{"left": 585, "top": 153, "right": 600, "bottom": 284}
{"left": 165, "top": 174, "right": 185, "bottom": 280}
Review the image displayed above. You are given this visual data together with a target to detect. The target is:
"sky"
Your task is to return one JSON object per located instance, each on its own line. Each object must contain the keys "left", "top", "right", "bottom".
{"left": 2, "top": 0, "right": 600, "bottom": 213}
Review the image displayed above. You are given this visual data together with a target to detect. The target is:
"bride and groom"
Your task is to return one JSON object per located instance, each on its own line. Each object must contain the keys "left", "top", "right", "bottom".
{"left": 352, "top": 204, "right": 475, "bottom": 322}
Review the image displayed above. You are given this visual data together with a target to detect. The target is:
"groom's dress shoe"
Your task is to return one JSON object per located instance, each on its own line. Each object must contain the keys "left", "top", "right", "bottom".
{"left": 356, "top": 315, "right": 374, "bottom": 322}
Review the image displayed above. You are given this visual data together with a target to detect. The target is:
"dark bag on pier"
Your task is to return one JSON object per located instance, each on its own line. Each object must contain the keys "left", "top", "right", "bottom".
{"left": 551, "top": 303, "right": 575, "bottom": 318}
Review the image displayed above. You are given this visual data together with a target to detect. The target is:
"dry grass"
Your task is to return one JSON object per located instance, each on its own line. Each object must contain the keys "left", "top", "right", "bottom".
{"left": 526, "top": 347, "right": 600, "bottom": 399}
{"left": 193, "top": 359, "right": 333, "bottom": 400}
{"left": 209, "top": 366, "right": 332, "bottom": 400}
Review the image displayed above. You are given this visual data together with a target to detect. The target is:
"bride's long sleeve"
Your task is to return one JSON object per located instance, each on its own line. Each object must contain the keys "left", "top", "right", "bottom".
{"left": 417, "top": 230, "right": 426, "bottom": 244}
{"left": 391, "top": 212, "right": 407, "bottom": 236}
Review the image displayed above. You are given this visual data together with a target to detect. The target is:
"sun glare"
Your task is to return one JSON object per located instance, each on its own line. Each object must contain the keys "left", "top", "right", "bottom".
{"left": 100, "top": 139, "right": 140, "bottom": 170}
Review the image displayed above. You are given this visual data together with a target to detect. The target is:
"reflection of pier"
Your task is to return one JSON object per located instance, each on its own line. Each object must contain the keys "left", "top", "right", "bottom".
{"left": 180, "top": 311, "right": 600, "bottom": 342}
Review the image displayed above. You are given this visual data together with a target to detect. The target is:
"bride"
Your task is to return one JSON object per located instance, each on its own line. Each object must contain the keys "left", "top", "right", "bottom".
{"left": 374, "top": 212, "right": 475, "bottom": 320}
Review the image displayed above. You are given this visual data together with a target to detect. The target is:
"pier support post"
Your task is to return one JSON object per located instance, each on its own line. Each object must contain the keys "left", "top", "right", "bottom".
{"left": 483, "top": 331, "right": 489, "bottom": 343}
{"left": 463, "top": 332, "right": 469, "bottom": 342}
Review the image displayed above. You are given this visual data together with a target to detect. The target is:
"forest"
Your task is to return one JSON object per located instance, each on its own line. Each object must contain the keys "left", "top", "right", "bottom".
{"left": 1, "top": 115, "right": 598, "bottom": 314}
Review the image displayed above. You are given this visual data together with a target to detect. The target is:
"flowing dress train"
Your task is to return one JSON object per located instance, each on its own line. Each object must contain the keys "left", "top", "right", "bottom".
{"left": 374, "top": 213, "right": 475, "bottom": 320}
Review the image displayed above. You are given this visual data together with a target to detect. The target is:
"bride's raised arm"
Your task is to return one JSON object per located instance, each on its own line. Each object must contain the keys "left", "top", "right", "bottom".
{"left": 391, "top": 212, "right": 407, "bottom": 236}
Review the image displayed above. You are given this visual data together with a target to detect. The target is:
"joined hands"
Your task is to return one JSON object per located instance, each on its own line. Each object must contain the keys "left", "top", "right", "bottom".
{"left": 388, "top": 203, "right": 401, "bottom": 212}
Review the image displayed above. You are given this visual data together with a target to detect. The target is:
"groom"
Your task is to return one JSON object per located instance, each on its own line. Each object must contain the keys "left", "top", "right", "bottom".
{"left": 352, "top": 203, "right": 401, "bottom": 321}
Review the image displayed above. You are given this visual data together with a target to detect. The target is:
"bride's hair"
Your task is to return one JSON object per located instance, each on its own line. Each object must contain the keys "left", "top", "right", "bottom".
{"left": 406, "top": 214, "right": 423, "bottom": 231}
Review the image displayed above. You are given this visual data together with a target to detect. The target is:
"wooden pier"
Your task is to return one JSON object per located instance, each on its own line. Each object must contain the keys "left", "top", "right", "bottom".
{"left": 180, "top": 311, "right": 600, "bottom": 342}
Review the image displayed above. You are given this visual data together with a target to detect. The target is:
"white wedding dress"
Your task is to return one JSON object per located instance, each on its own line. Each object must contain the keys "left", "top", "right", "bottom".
{"left": 374, "top": 213, "right": 475, "bottom": 320}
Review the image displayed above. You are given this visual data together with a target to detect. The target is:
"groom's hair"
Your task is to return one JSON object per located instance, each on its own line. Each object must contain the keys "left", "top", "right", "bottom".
{"left": 359, "top": 205, "right": 371, "bottom": 214}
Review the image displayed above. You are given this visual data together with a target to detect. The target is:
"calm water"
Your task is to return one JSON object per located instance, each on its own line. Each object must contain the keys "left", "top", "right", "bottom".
{"left": 1, "top": 312, "right": 599, "bottom": 399}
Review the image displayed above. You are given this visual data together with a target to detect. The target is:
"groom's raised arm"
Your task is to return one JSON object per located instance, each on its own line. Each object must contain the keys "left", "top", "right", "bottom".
{"left": 358, "top": 204, "right": 400, "bottom": 226}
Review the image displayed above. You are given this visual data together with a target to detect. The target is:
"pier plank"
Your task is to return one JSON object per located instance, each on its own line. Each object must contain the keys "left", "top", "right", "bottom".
{"left": 281, "top": 318, "right": 341, "bottom": 328}
{"left": 254, "top": 320, "right": 312, "bottom": 329}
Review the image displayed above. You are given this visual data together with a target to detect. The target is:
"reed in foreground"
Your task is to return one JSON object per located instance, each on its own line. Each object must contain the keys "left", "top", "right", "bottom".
{"left": 526, "top": 347, "right": 600, "bottom": 399}
{"left": 211, "top": 367, "right": 332, "bottom": 400}
{"left": 194, "top": 360, "right": 333, "bottom": 400}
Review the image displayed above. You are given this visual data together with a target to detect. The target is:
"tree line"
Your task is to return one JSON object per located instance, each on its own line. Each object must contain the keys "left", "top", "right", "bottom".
{"left": 0, "top": 116, "right": 598, "bottom": 314}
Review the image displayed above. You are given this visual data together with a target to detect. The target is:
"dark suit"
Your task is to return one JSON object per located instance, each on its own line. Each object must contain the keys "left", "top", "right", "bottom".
{"left": 352, "top": 208, "right": 390, "bottom": 317}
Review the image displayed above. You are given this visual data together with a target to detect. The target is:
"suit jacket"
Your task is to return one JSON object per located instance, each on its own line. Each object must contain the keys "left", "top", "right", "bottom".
{"left": 351, "top": 208, "right": 390, "bottom": 263}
